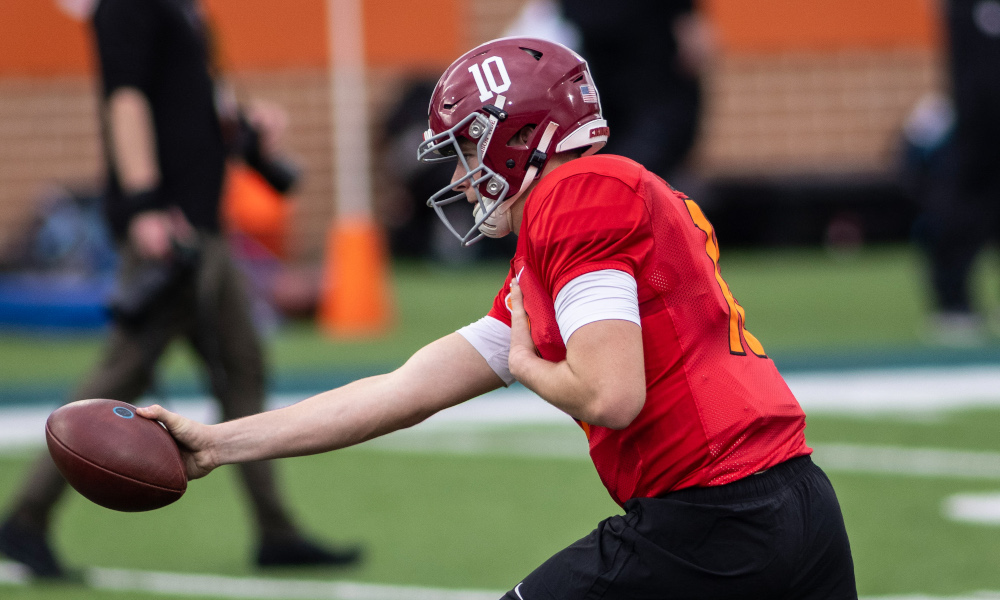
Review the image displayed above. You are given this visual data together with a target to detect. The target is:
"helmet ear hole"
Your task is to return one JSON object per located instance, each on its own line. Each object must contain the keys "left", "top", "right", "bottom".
{"left": 506, "top": 124, "right": 536, "bottom": 148}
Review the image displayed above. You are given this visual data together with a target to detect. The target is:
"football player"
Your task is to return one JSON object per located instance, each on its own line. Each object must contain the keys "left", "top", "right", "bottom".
{"left": 142, "top": 37, "right": 857, "bottom": 599}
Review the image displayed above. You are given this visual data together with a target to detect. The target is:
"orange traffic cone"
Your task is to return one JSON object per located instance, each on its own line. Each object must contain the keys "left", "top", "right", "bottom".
{"left": 317, "top": 217, "right": 393, "bottom": 336}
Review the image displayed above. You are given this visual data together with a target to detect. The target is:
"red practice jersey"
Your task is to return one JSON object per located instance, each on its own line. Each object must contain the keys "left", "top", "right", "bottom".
{"left": 487, "top": 154, "right": 811, "bottom": 506}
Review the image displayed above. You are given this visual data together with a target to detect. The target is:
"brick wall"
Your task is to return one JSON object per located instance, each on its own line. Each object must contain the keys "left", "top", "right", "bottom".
{"left": 0, "top": 77, "right": 102, "bottom": 258}
{"left": 696, "top": 49, "right": 943, "bottom": 176}
{"left": 0, "top": 69, "right": 420, "bottom": 264}
{"left": 0, "top": 49, "right": 945, "bottom": 263}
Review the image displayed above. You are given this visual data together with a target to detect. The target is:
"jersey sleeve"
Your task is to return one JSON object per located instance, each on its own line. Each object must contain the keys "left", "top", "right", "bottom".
{"left": 524, "top": 173, "right": 653, "bottom": 298}
{"left": 93, "top": 0, "right": 160, "bottom": 95}
{"left": 486, "top": 267, "right": 516, "bottom": 327}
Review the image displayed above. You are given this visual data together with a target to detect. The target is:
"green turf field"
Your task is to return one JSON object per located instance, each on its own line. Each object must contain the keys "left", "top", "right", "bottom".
{"left": 3, "top": 245, "right": 998, "bottom": 388}
{"left": 3, "top": 245, "right": 1000, "bottom": 599}
{"left": 5, "top": 413, "right": 1000, "bottom": 598}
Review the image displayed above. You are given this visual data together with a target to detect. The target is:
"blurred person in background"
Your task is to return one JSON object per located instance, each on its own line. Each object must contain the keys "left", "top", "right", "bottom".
{"left": 559, "top": 0, "right": 714, "bottom": 183}
{"left": 921, "top": 0, "right": 1000, "bottom": 344}
{"left": 0, "top": 0, "right": 360, "bottom": 579}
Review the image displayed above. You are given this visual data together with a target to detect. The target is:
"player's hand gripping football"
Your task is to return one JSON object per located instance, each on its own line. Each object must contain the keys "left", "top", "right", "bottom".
{"left": 135, "top": 405, "right": 217, "bottom": 480}
{"left": 507, "top": 278, "right": 542, "bottom": 379}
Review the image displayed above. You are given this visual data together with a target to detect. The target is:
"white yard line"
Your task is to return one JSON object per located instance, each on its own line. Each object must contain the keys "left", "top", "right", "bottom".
{"left": 0, "top": 562, "right": 996, "bottom": 600}
{"left": 0, "top": 560, "right": 28, "bottom": 585}
{"left": 0, "top": 563, "right": 502, "bottom": 600}
{"left": 4, "top": 366, "right": 1000, "bottom": 598}
{"left": 869, "top": 596, "right": 1000, "bottom": 600}
{"left": 6, "top": 395, "right": 1000, "bottom": 481}
{"left": 88, "top": 567, "right": 502, "bottom": 600}
{"left": 944, "top": 492, "right": 1000, "bottom": 525}
{"left": 7, "top": 367, "right": 1000, "bottom": 477}
{"left": 5, "top": 367, "right": 1000, "bottom": 482}
{"left": 7, "top": 364, "right": 1000, "bottom": 448}
{"left": 786, "top": 365, "right": 1000, "bottom": 414}
{"left": 4, "top": 368, "right": 1000, "bottom": 597}
{"left": 815, "top": 444, "right": 1000, "bottom": 480}
{"left": 363, "top": 437, "right": 1000, "bottom": 483}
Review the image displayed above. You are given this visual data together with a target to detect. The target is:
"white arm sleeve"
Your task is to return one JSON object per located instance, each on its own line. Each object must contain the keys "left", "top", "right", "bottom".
{"left": 457, "top": 315, "right": 514, "bottom": 386}
{"left": 554, "top": 269, "right": 640, "bottom": 345}
{"left": 457, "top": 270, "right": 638, "bottom": 380}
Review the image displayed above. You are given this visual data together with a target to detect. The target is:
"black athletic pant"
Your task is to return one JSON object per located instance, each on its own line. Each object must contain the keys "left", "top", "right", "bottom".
{"left": 6, "top": 235, "right": 297, "bottom": 540}
{"left": 502, "top": 456, "right": 857, "bottom": 600}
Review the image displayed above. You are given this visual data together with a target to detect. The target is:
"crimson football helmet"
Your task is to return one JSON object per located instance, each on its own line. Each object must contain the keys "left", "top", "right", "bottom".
{"left": 417, "top": 37, "right": 609, "bottom": 245}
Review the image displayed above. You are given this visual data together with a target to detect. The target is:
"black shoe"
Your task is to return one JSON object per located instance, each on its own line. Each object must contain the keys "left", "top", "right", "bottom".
{"left": 0, "top": 518, "right": 67, "bottom": 579}
{"left": 256, "top": 536, "right": 363, "bottom": 568}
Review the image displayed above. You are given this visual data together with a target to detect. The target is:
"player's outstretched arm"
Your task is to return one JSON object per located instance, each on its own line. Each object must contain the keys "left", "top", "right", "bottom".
{"left": 507, "top": 279, "right": 646, "bottom": 430}
{"left": 138, "top": 333, "right": 503, "bottom": 479}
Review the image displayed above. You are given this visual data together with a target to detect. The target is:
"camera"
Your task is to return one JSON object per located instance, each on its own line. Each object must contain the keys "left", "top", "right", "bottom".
{"left": 107, "top": 239, "right": 201, "bottom": 324}
{"left": 232, "top": 111, "right": 301, "bottom": 194}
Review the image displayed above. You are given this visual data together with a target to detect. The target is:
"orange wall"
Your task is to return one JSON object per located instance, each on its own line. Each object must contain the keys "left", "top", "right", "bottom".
{"left": 0, "top": 0, "right": 940, "bottom": 77}
{"left": 207, "top": 0, "right": 463, "bottom": 71}
{"left": 206, "top": 0, "right": 330, "bottom": 70}
{"left": 363, "top": 0, "right": 463, "bottom": 70}
{"left": 0, "top": 0, "right": 462, "bottom": 76}
{"left": 702, "top": 0, "right": 941, "bottom": 53}
{"left": 0, "top": 2, "right": 92, "bottom": 76}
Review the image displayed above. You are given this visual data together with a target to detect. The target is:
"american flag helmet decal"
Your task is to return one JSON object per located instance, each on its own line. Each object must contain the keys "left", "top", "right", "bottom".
{"left": 580, "top": 84, "right": 598, "bottom": 104}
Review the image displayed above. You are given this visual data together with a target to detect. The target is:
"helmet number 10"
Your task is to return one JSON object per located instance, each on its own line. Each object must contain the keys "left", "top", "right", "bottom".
{"left": 468, "top": 57, "right": 511, "bottom": 102}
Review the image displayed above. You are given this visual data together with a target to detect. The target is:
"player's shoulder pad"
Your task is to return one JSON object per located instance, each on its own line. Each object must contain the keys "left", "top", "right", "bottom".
{"left": 548, "top": 154, "right": 645, "bottom": 185}
{"left": 530, "top": 154, "right": 646, "bottom": 212}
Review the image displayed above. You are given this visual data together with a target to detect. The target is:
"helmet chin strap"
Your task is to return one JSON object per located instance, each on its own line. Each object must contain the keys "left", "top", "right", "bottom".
{"left": 477, "top": 121, "right": 561, "bottom": 238}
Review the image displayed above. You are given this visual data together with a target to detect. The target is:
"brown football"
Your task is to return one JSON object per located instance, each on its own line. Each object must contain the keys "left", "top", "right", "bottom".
{"left": 45, "top": 399, "right": 187, "bottom": 512}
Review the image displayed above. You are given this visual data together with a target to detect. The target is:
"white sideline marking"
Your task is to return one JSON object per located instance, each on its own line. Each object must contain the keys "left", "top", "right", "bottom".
{"left": 870, "top": 596, "right": 1000, "bottom": 600}
{"left": 786, "top": 365, "right": 1000, "bottom": 414}
{"left": 0, "top": 405, "right": 62, "bottom": 452}
{"left": 815, "top": 444, "right": 1000, "bottom": 480}
{"left": 362, "top": 426, "right": 1000, "bottom": 482}
{"left": 0, "top": 560, "right": 29, "bottom": 585}
{"left": 286, "top": 365, "right": 1000, "bottom": 417}
{"left": 6, "top": 367, "right": 1000, "bottom": 482}
{"left": 5, "top": 367, "right": 1000, "bottom": 598}
{"left": 0, "top": 563, "right": 997, "bottom": 600}
{"left": 0, "top": 564, "right": 503, "bottom": 600}
{"left": 6, "top": 362, "right": 1000, "bottom": 452}
{"left": 944, "top": 492, "right": 1000, "bottom": 525}
{"left": 367, "top": 432, "right": 1000, "bottom": 482}
{"left": 364, "top": 435, "right": 1000, "bottom": 482}
{"left": 88, "top": 567, "right": 502, "bottom": 600}
{"left": 9, "top": 390, "right": 1000, "bottom": 482}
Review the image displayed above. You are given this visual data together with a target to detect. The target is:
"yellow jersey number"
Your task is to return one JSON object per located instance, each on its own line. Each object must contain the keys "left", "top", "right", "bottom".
{"left": 684, "top": 199, "right": 766, "bottom": 358}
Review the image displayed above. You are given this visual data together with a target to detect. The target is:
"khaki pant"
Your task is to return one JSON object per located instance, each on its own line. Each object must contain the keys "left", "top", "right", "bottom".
{"left": 11, "top": 234, "right": 295, "bottom": 539}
